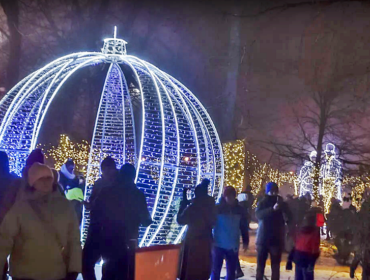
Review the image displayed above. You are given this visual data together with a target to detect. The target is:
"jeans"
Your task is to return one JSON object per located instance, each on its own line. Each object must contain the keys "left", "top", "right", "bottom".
{"left": 295, "top": 264, "right": 315, "bottom": 280}
{"left": 211, "top": 247, "right": 239, "bottom": 280}
{"left": 256, "top": 246, "right": 282, "bottom": 280}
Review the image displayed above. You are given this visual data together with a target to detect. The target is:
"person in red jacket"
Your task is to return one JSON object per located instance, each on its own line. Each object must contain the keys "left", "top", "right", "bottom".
{"left": 286, "top": 213, "right": 320, "bottom": 280}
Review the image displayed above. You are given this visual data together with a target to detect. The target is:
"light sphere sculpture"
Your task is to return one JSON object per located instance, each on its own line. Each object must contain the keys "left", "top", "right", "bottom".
{"left": 0, "top": 30, "right": 224, "bottom": 246}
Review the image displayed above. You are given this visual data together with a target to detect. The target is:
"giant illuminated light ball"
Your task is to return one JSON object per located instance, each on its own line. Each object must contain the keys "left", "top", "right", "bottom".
{"left": 0, "top": 29, "right": 224, "bottom": 246}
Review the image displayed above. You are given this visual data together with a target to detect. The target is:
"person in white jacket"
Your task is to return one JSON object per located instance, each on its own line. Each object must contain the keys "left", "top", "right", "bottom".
{"left": 0, "top": 163, "right": 82, "bottom": 280}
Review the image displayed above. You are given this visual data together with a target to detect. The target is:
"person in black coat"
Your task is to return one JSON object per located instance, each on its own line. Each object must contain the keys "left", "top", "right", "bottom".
{"left": 87, "top": 163, "right": 152, "bottom": 280}
{"left": 177, "top": 179, "right": 216, "bottom": 280}
{"left": 82, "top": 157, "right": 119, "bottom": 280}
{"left": 255, "top": 182, "right": 292, "bottom": 280}
{"left": 0, "top": 151, "right": 16, "bottom": 280}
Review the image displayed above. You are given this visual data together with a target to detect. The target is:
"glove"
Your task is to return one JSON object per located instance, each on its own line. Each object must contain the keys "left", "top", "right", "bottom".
{"left": 286, "top": 261, "right": 293, "bottom": 271}
{"left": 350, "top": 267, "right": 355, "bottom": 279}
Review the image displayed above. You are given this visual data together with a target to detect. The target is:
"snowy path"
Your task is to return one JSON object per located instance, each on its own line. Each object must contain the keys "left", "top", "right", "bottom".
{"left": 77, "top": 259, "right": 356, "bottom": 280}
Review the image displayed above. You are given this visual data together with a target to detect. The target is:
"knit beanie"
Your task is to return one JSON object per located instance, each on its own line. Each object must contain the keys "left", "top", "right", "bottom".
{"left": 265, "top": 182, "right": 278, "bottom": 194}
{"left": 28, "top": 163, "right": 54, "bottom": 187}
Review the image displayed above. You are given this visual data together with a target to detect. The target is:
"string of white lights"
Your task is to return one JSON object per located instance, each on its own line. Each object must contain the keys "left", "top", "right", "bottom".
{"left": 0, "top": 30, "right": 224, "bottom": 246}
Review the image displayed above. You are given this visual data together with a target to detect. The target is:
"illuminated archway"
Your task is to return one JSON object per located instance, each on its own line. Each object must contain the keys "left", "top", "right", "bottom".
{"left": 0, "top": 30, "right": 224, "bottom": 246}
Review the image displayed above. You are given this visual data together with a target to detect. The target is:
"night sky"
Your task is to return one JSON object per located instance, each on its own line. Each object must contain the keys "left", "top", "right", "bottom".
{"left": 1, "top": 0, "right": 370, "bottom": 171}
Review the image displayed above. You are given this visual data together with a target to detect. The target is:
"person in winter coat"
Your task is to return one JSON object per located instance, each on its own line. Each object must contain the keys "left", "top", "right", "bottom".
{"left": 82, "top": 157, "right": 118, "bottom": 280}
{"left": 59, "top": 159, "right": 84, "bottom": 223}
{"left": 255, "top": 182, "right": 292, "bottom": 280}
{"left": 235, "top": 187, "right": 253, "bottom": 279}
{"left": 286, "top": 213, "right": 320, "bottom": 280}
{"left": 0, "top": 149, "right": 45, "bottom": 224}
{"left": 0, "top": 152, "right": 17, "bottom": 219}
{"left": 51, "top": 168, "right": 65, "bottom": 197}
{"left": 88, "top": 156, "right": 118, "bottom": 207}
{"left": 87, "top": 163, "right": 152, "bottom": 280}
{"left": 350, "top": 198, "right": 370, "bottom": 280}
{"left": 177, "top": 180, "right": 216, "bottom": 280}
{"left": 211, "top": 186, "right": 249, "bottom": 280}
{"left": 0, "top": 152, "right": 17, "bottom": 280}
{"left": 238, "top": 185, "right": 254, "bottom": 226}
{"left": 0, "top": 163, "right": 82, "bottom": 280}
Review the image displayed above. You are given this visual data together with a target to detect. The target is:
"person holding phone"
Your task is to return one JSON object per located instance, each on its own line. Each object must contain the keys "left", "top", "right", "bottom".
{"left": 255, "top": 182, "right": 292, "bottom": 280}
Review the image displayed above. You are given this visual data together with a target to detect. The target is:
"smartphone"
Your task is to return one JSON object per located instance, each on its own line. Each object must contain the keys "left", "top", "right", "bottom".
{"left": 186, "top": 188, "right": 192, "bottom": 200}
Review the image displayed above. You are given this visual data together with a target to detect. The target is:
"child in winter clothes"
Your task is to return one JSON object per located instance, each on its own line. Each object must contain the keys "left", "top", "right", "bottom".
{"left": 286, "top": 213, "right": 320, "bottom": 280}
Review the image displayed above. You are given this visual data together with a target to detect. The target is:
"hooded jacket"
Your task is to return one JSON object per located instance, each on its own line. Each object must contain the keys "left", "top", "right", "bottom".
{"left": 0, "top": 189, "right": 82, "bottom": 280}
{"left": 213, "top": 198, "right": 249, "bottom": 251}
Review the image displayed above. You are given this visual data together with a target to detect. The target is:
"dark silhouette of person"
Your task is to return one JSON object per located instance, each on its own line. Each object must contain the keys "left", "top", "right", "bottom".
{"left": 89, "top": 156, "right": 118, "bottom": 206}
{"left": 255, "top": 182, "right": 291, "bottom": 280}
{"left": 177, "top": 179, "right": 216, "bottom": 280}
{"left": 84, "top": 163, "right": 152, "bottom": 280}
{"left": 0, "top": 151, "right": 16, "bottom": 280}
{"left": 82, "top": 157, "right": 119, "bottom": 280}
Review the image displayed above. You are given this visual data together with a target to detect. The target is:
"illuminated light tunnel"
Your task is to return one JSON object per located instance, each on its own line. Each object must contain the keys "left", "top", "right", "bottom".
{"left": 0, "top": 30, "right": 224, "bottom": 246}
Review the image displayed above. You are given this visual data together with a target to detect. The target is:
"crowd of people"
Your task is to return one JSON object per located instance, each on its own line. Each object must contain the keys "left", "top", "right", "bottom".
{"left": 178, "top": 181, "right": 322, "bottom": 280}
{"left": 0, "top": 149, "right": 152, "bottom": 280}
{"left": 0, "top": 148, "right": 369, "bottom": 280}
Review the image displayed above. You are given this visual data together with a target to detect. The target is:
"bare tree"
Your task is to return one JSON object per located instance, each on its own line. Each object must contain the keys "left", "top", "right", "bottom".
{"left": 257, "top": 7, "right": 370, "bottom": 200}
{"left": 0, "top": 0, "right": 21, "bottom": 90}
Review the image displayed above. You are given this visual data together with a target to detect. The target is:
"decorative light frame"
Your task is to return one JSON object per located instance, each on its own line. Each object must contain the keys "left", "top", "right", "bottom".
{"left": 0, "top": 31, "right": 224, "bottom": 246}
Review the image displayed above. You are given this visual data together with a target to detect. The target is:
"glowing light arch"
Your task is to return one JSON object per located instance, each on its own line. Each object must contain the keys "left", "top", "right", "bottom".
{"left": 0, "top": 31, "right": 224, "bottom": 246}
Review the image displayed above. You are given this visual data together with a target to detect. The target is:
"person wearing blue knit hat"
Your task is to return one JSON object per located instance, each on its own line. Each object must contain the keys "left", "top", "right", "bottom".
{"left": 255, "top": 182, "right": 292, "bottom": 280}
{"left": 265, "top": 182, "right": 279, "bottom": 195}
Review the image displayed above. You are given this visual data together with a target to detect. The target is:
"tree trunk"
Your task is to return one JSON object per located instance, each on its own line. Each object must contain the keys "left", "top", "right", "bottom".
{"left": 1, "top": 0, "right": 21, "bottom": 90}
{"left": 313, "top": 94, "right": 328, "bottom": 202}
{"left": 223, "top": 1, "right": 242, "bottom": 140}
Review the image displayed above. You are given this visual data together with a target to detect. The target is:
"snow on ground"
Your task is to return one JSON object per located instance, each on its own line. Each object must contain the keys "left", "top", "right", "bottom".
{"left": 234, "top": 260, "right": 355, "bottom": 280}
{"left": 77, "top": 259, "right": 357, "bottom": 280}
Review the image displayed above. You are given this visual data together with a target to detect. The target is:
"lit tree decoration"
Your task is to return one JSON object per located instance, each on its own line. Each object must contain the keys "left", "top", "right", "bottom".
{"left": 0, "top": 28, "right": 224, "bottom": 246}
{"left": 243, "top": 149, "right": 297, "bottom": 206}
{"left": 223, "top": 140, "right": 245, "bottom": 192}
{"left": 41, "top": 134, "right": 90, "bottom": 175}
{"left": 320, "top": 143, "right": 343, "bottom": 204}
{"left": 343, "top": 175, "right": 370, "bottom": 211}
{"left": 297, "top": 150, "right": 317, "bottom": 198}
